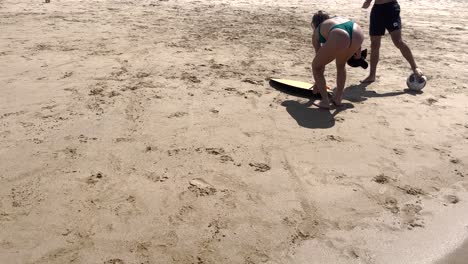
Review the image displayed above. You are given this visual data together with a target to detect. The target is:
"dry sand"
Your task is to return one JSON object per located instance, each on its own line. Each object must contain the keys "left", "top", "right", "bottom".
{"left": 1, "top": 0, "right": 467, "bottom": 263}
{"left": 436, "top": 238, "right": 468, "bottom": 264}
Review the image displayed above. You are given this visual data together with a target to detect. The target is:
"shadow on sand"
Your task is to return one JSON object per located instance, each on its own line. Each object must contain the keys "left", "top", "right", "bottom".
{"left": 343, "top": 82, "right": 423, "bottom": 103}
{"left": 271, "top": 81, "right": 420, "bottom": 129}
{"left": 281, "top": 99, "right": 353, "bottom": 129}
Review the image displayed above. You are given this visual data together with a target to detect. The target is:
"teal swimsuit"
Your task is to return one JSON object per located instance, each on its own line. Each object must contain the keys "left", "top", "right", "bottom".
{"left": 318, "top": 20, "right": 354, "bottom": 46}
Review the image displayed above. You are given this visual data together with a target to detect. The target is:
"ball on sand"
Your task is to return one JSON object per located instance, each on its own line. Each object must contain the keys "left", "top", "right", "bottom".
{"left": 407, "top": 73, "right": 427, "bottom": 91}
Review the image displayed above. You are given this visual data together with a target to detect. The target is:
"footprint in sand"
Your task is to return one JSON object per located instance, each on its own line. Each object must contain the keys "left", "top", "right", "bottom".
{"left": 167, "top": 112, "right": 188, "bottom": 118}
{"left": 454, "top": 169, "right": 465, "bottom": 178}
{"left": 249, "top": 163, "right": 270, "bottom": 172}
{"left": 247, "top": 90, "right": 262, "bottom": 97}
{"left": 60, "top": 71, "right": 73, "bottom": 79}
{"left": 104, "top": 259, "right": 124, "bottom": 264}
{"left": 31, "top": 138, "right": 43, "bottom": 144}
{"left": 135, "top": 72, "right": 150, "bottom": 78}
{"left": 224, "top": 87, "right": 237, "bottom": 93}
{"left": 55, "top": 147, "right": 79, "bottom": 159}
{"left": 108, "top": 90, "right": 121, "bottom": 97}
{"left": 181, "top": 72, "right": 201, "bottom": 83}
{"left": 167, "top": 148, "right": 187, "bottom": 156}
{"left": 444, "top": 195, "right": 460, "bottom": 204}
{"left": 326, "top": 135, "right": 344, "bottom": 142}
{"left": 143, "top": 170, "right": 168, "bottom": 183}
{"left": 144, "top": 145, "right": 155, "bottom": 152}
{"left": 384, "top": 197, "right": 400, "bottom": 214}
{"left": 377, "top": 116, "right": 389, "bottom": 127}
{"left": 424, "top": 98, "right": 438, "bottom": 105}
{"left": 402, "top": 204, "right": 424, "bottom": 229}
{"left": 335, "top": 116, "right": 345, "bottom": 123}
{"left": 242, "top": 78, "right": 263, "bottom": 85}
{"left": 78, "top": 134, "right": 97, "bottom": 143}
{"left": 220, "top": 155, "right": 234, "bottom": 163}
{"left": 89, "top": 87, "right": 104, "bottom": 96}
{"left": 205, "top": 147, "right": 225, "bottom": 155}
{"left": 374, "top": 174, "right": 390, "bottom": 184}
{"left": 393, "top": 148, "right": 405, "bottom": 155}
{"left": 399, "top": 185, "right": 424, "bottom": 196}
{"left": 86, "top": 172, "right": 103, "bottom": 185}
{"left": 207, "top": 218, "right": 228, "bottom": 241}
{"left": 188, "top": 178, "right": 216, "bottom": 196}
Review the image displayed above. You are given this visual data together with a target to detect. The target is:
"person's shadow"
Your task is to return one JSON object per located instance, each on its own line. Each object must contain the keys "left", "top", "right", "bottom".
{"left": 281, "top": 99, "right": 354, "bottom": 129}
{"left": 343, "top": 82, "right": 421, "bottom": 103}
{"left": 271, "top": 80, "right": 419, "bottom": 129}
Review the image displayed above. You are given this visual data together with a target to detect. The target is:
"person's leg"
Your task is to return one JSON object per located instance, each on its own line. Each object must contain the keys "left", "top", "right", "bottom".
{"left": 335, "top": 23, "right": 364, "bottom": 105}
{"left": 390, "top": 29, "right": 424, "bottom": 78}
{"left": 362, "top": 4, "right": 385, "bottom": 83}
{"left": 312, "top": 43, "right": 337, "bottom": 109}
{"left": 334, "top": 59, "right": 346, "bottom": 106}
{"left": 361, "top": 35, "right": 381, "bottom": 83}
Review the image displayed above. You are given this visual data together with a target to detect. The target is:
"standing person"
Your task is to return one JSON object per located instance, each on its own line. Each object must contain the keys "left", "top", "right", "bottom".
{"left": 361, "top": 0, "right": 425, "bottom": 83}
{"left": 311, "top": 11, "right": 365, "bottom": 109}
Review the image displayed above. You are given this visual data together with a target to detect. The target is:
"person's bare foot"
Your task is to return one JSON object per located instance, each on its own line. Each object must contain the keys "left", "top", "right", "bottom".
{"left": 332, "top": 96, "right": 343, "bottom": 107}
{"left": 312, "top": 99, "right": 331, "bottom": 109}
{"left": 361, "top": 75, "right": 376, "bottom": 83}
{"left": 413, "top": 68, "right": 425, "bottom": 80}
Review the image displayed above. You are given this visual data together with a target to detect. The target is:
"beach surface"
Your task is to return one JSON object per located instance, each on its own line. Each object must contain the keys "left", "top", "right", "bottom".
{"left": 1, "top": 0, "right": 467, "bottom": 263}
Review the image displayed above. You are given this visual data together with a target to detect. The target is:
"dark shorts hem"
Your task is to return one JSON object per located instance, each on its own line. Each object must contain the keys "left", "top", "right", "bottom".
{"left": 369, "top": 1, "right": 402, "bottom": 36}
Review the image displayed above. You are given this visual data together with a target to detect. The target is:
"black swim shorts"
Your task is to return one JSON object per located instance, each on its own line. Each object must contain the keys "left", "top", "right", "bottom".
{"left": 370, "top": 1, "right": 402, "bottom": 36}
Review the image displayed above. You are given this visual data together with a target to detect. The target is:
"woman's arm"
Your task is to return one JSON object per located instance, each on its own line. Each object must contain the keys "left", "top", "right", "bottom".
{"left": 312, "top": 29, "right": 321, "bottom": 53}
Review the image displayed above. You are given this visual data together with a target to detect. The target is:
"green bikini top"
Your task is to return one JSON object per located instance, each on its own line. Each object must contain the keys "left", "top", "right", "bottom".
{"left": 318, "top": 20, "right": 354, "bottom": 45}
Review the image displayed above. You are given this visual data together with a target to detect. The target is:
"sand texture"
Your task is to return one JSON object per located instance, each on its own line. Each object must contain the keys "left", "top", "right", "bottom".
{"left": 1, "top": 0, "right": 467, "bottom": 263}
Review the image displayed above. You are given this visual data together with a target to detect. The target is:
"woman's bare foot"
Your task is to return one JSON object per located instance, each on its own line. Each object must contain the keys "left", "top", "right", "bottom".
{"left": 361, "top": 74, "right": 376, "bottom": 83}
{"left": 312, "top": 99, "right": 331, "bottom": 109}
{"left": 331, "top": 97, "right": 343, "bottom": 107}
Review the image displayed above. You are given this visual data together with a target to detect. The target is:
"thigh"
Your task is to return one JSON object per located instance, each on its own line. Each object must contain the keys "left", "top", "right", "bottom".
{"left": 336, "top": 48, "right": 356, "bottom": 65}
{"left": 351, "top": 23, "right": 365, "bottom": 50}
{"left": 384, "top": 1, "right": 402, "bottom": 33}
{"left": 370, "top": 6, "right": 385, "bottom": 36}
{"left": 389, "top": 29, "right": 403, "bottom": 44}
{"left": 336, "top": 27, "right": 364, "bottom": 62}
{"left": 313, "top": 42, "right": 337, "bottom": 68}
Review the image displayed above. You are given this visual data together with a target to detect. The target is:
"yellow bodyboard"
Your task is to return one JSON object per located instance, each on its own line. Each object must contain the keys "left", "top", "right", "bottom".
{"left": 270, "top": 79, "right": 330, "bottom": 90}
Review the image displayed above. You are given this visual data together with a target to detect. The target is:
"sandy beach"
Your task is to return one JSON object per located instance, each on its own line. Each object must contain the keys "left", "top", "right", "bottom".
{"left": 1, "top": 0, "right": 467, "bottom": 263}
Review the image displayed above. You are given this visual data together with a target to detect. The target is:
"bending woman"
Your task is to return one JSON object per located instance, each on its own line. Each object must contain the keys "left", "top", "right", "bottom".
{"left": 311, "top": 11, "right": 365, "bottom": 109}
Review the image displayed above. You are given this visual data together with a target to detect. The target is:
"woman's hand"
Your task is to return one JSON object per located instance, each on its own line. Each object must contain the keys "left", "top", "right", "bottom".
{"left": 312, "top": 83, "right": 319, "bottom": 94}
{"left": 362, "top": 0, "right": 372, "bottom": 9}
{"left": 312, "top": 30, "right": 320, "bottom": 53}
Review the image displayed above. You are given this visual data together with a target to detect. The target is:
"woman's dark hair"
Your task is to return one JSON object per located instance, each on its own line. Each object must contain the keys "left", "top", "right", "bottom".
{"left": 312, "top": 10, "right": 330, "bottom": 28}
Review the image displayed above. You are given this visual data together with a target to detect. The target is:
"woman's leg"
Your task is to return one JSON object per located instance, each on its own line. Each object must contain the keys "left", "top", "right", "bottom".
{"left": 334, "top": 59, "right": 347, "bottom": 105}
{"left": 334, "top": 25, "right": 364, "bottom": 105}
{"left": 312, "top": 36, "right": 340, "bottom": 109}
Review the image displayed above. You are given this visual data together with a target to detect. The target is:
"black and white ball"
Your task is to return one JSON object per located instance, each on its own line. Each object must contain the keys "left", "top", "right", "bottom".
{"left": 406, "top": 74, "right": 427, "bottom": 91}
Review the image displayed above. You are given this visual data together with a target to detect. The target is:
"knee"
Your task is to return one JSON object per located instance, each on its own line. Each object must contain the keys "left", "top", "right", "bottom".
{"left": 336, "top": 62, "right": 346, "bottom": 70}
{"left": 312, "top": 62, "right": 325, "bottom": 73}
{"left": 370, "top": 40, "right": 381, "bottom": 50}
{"left": 393, "top": 39, "right": 406, "bottom": 49}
